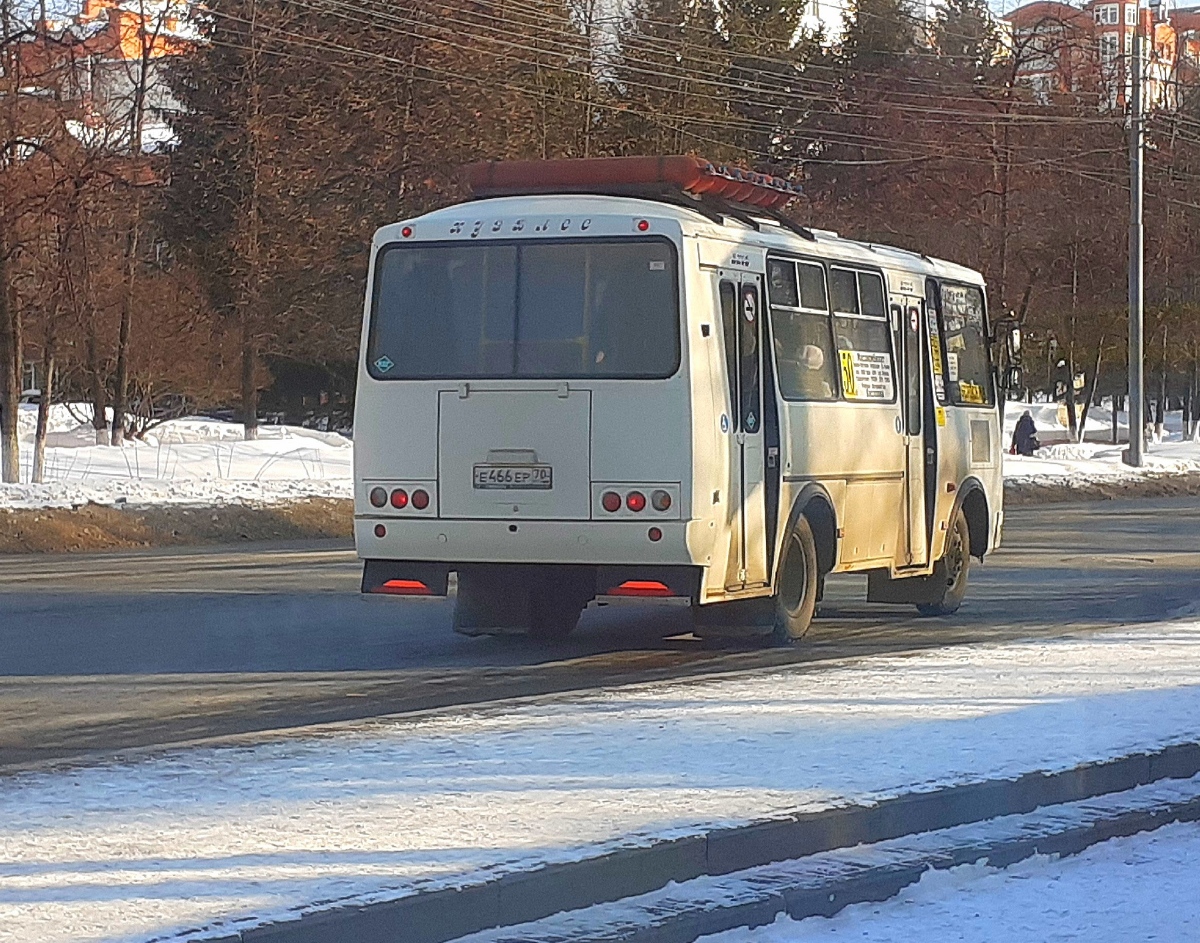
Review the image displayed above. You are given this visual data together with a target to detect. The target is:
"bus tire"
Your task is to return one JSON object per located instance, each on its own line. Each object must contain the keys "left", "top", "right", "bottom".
{"left": 917, "top": 509, "right": 970, "bottom": 617}
{"left": 772, "top": 515, "right": 819, "bottom": 645}
{"left": 528, "top": 593, "right": 583, "bottom": 642}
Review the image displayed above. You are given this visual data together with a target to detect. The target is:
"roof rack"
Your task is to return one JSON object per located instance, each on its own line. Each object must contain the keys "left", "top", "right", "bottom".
{"left": 463, "top": 156, "right": 814, "bottom": 241}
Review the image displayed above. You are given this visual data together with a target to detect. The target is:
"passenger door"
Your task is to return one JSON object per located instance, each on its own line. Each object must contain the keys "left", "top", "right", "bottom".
{"left": 719, "top": 274, "right": 769, "bottom": 590}
{"left": 896, "top": 298, "right": 930, "bottom": 567}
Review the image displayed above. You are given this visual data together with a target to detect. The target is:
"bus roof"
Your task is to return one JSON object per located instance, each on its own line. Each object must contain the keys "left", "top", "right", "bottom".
{"left": 380, "top": 193, "right": 984, "bottom": 288}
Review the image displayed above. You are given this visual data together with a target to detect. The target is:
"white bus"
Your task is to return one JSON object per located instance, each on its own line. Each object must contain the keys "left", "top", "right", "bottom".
{"left": 354, "top": 157, "right": 1015, "bottom": 644}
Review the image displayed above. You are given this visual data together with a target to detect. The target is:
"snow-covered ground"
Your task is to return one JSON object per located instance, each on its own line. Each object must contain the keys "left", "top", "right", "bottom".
{"left": 4, "top": 619, "right": 1200, "bottom": 942}
{"left": 1002, "top": 400, "right": 1200, "bottom": 485}
{"left": 2, "top": 398, "right": 1199, "bottom": 510}
{"left": 702, "top": 820, "right": 1200, "bottom": 942}
{"left": 0, "top": 405, "right": 351, "bottom": 509}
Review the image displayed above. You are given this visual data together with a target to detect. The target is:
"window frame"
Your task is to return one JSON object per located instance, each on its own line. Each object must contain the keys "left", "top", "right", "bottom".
{"left": 365, "top": 235, "right": 683, "bottom": 382}
{"left": 765, "top": 253, "right": 898, "bottom": 406}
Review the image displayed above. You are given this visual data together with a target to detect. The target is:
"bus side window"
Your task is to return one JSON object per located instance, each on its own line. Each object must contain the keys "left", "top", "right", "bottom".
{"left": 937, "top": 283, "right": 995, "bottom": 407}
{"left": 769, "top": 260, "right": 838, "bottom": 402}
{"left": 831, "top": 269, "right": 896, "bottom": 403}
{"left": 719, "top": 281, "right": 740, "bottom": 428}
{"left": 925, "top": 280, "right": 949, "bottom": 405}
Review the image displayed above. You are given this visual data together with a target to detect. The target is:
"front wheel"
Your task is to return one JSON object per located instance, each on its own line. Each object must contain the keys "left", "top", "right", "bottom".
{"left": 917, "top": 510, "right": 970, "bottom": 616}
{"left": 772, "top": 516, "right": 819, "bottom": 645}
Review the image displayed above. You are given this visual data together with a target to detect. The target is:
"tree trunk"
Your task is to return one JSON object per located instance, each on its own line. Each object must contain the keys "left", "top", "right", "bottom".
{"left": 0, "top": 238, "right": 22, "bottom": 483}
{"left": 1112, "top": 393, "right": 1121, "bottom": 445}
{"left": 1192, "top": 360, "right": 1200, "bottom": 441}
{"left": 85, "top": 318, "right": 108, "bottom": 444}
{"left": 111, "top": 196, "right": 142, "bottom": 446}
{"left": 1077, "top": 344, "right": 1103, "bottom": 443}
{"left": 1064, "top": 356, "right": 1079, "bottom": 443}
{"left": 32, "top": 350, "right": 54, "bottom": 484}
{"left": 241, "top": 320, "right": 258, "bottom": 441}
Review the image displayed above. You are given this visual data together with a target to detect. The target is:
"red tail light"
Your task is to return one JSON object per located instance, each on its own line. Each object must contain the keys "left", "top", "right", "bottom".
{"left": 379, "top": 579, "right": 431, "bottom": 596}
{"left": 412, "top": 489, "right": 430, "bottom": 510}
{"left": 609, "top": 580, "right": 672, "bottom": 597}
{"left": 636, "top": 219, "right": 650, "bottom": 231}
{"left": 648, "top": 527, "right": 662, "bottom": 542}
{"left": 626, "top": 491, "right": 646, "bottom": 512}
{"left": 369, "top": 487, "right": 388, "bottom": 508}
{"left": 390, "top": 489, "right": 409, "bottom": 508}
{"left": 601, "top": 491, "right": 621, "bottom": 512}
{"left": 373, "top": 524, "right": 386, "bottom": 538}
{"left": 401, "top": 226, "right": 413, "bottom": 238}
{"left": 651, "top": 490, "right": 672, "bottom": 511}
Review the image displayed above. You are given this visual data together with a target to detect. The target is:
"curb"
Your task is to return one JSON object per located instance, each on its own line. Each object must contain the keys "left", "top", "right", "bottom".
{"left": 193, "top": 741, "right": 1200, "bottom": 943}
{"left": 479, "top": 776, "right": 1200, "bottom": 943}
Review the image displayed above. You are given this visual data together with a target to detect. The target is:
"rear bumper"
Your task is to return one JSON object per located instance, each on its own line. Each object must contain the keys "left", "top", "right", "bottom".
{"left": 362, "top": 558, "right": 702, "bottom": 602}
{"left": 355, "top": 516, "right": 704, "bottom": 566}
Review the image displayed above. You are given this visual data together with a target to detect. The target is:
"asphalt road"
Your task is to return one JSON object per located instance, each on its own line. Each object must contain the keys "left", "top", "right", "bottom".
{"left": 3, "top": 497, "right": 1200, "bottom": 769}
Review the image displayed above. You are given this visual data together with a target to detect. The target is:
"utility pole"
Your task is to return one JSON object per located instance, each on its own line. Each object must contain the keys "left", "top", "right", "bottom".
{"left": 1125, "top": 8, "right": 1145, "bottom": 466}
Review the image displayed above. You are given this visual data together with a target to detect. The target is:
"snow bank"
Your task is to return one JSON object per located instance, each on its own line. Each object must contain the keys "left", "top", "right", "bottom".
{"left": 1002, "top": 400, "right": 1200, "bottom": 485}
{"left": 703, "top": 821, "right": 1200, "bottom": 942}
{"left": 0, "top": 404, "right": 351, "bottom": 509}
{"left": 3, "top": 620, "right": 1200, "bottom": 942}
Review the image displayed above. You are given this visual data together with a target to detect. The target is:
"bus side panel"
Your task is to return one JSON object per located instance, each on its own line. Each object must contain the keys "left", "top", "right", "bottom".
{"left": 780, "top": 401, "right": 905, "bottom": 569}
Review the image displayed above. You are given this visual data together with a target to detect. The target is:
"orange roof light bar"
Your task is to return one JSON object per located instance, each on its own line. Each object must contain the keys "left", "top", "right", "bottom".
{"left": 465, "top": 156, "right": 802, "bottom": 211}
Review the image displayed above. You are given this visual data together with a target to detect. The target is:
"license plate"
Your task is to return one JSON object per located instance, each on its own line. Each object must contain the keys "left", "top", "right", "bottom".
{"left": 472, "top": 464, "right": 553, "bottom": 490}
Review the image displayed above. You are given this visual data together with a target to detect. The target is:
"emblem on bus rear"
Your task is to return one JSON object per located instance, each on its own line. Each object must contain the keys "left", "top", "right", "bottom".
{"left": 374, "top": 356, "right": 394, "bottom": 373}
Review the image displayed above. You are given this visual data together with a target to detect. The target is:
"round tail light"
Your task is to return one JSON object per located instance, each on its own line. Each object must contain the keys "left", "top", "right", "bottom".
{"left": 601, "top": 491, "right": 621, "bottom": 513}
{"left": 369, "top": 486, "right": 388, "bottom": 508}
{"left": 648, "top": 526, "right": 662, "bottom": 542}
{"left": 651, "top": 490, "right": 672, "bottom": 512}
{"left": 373, "top": 524, "right": 386, "bottom": 538}
{"left": 390, "top": 489, "right": 409, "bottom": 509}
{"left": 412, "top": 489, "right": 430, "bottom": 510}
{"left": 626, "top": 491, "right": 646, "bottom": 512}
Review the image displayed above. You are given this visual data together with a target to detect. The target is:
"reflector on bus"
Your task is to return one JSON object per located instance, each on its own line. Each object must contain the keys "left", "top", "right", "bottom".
{"left": 608, "top": 580, "right": 674, "bottom": 597}
{"left": 464, "top": 156, "right": 802, "bottom": 210}
{"left": 378, "top": 579, "right": 433, "bottom": 596}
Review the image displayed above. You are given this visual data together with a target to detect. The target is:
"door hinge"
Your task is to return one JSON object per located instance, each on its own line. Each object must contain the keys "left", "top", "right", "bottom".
{"left": 767, "top": 447, "right": 779, "bottom": 468}
{"left": 738, "top": 567, "right": 748, "bottom": 582}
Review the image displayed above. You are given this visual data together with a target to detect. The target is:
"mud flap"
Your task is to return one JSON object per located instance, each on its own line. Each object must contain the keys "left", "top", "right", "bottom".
{"left": 453, "top": 566, "right": 533, "bottom": 636}
{"left": 362, "top": 560, "right": 450, "bottom": 596}
{"left": 692, "top": 594, "right": 776, "bottom": 636}
{"left": 866, "top": 568, "right": 946, "bottom": 606}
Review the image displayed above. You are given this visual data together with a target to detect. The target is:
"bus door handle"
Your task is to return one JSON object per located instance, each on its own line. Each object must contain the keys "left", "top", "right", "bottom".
{"left": 894, "top": 416, "right": 903, "bottom": 435}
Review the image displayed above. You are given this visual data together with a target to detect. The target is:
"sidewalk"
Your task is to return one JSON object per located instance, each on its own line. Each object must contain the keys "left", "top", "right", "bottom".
{"left": 4, "top": 620, "right": 1200, "bottom": 943}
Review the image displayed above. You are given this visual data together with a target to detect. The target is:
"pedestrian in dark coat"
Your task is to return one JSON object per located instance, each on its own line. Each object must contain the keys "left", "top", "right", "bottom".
{"left": 1011, "top": 411, "right": 1039, "bottom": 456}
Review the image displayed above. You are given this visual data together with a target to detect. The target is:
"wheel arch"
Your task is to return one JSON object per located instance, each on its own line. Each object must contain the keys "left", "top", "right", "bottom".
{"left": 955, "top": 477, "right": 990, "bottom": 560}
{"left": 778, "top": 482, "right": 839, "bottom": 582}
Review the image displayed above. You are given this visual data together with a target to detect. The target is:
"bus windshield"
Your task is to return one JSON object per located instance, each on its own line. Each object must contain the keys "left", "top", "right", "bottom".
{"left": 367, "top": 238, "right": 680, "bottom": 380}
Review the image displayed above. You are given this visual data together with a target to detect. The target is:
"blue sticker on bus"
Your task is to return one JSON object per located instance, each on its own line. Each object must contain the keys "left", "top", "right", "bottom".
{"left": 374, "top": 356, "right": 394, "bottom": 373}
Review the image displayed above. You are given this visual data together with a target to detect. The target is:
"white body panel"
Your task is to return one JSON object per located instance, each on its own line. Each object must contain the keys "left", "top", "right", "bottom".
{"left": 354, "top": 194, "right": 1004, "bottom": 605}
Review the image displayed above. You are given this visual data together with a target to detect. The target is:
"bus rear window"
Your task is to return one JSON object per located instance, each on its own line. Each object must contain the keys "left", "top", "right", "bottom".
{"left": 367, "top": 238, "right": 680, "bottom": 380}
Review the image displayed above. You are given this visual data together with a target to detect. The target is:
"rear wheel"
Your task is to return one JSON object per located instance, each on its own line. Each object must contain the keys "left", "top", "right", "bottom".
{"left": 772, "top": 516, "right": 819, "bottom": 645}
{"left": 917, "top": 510, "right": 970, "bottom": 616}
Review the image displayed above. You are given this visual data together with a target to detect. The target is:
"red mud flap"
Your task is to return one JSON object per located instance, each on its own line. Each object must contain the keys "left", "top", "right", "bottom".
{"left": 361, "top": 560, "right": 450, "bottom": 597}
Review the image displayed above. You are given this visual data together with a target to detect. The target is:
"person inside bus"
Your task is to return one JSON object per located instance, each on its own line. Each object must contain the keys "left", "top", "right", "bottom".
{"left": 776, "top": 340, "right": 835, "bottom": 401}
{"left": 1011, "top": 410, "right": 1039, "bottom": 456}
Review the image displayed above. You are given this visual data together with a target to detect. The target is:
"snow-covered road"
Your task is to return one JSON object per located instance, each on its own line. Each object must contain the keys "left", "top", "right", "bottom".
{"left": 3, "top": 620, "right": 1200, "bottom": 942}
{"left": 702, "top": 820, "right": 1200, "bottom": 942}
